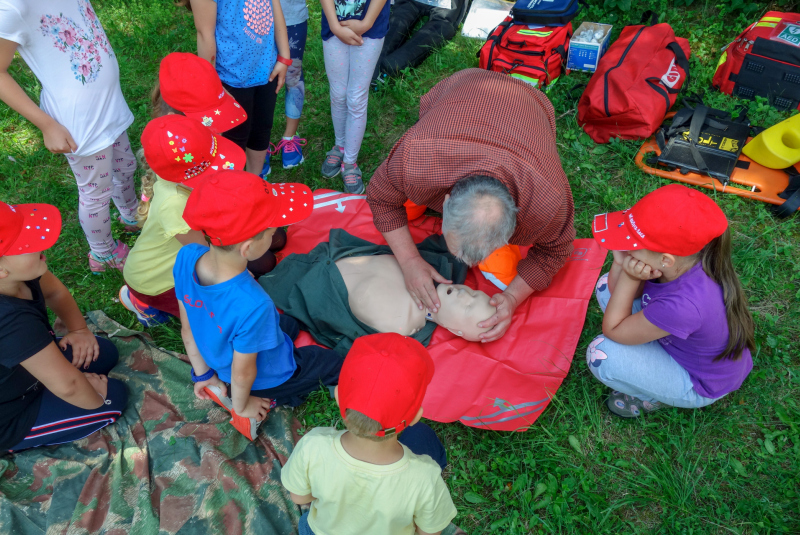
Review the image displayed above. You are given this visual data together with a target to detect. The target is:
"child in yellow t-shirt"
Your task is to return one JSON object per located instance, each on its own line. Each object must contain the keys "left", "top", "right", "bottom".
{"left": 281, "top": 333, "right": 457, "bottom": 535}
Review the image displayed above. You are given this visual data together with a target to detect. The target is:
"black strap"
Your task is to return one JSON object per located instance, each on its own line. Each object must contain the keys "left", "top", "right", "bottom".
{"left": 687, "top": 105, "right": 713, "bottom": 177}
{"left": 639, "top": 10, "right": 659, "bottom": 26}
{"left": 666, "top": 42, "right": 690, "bottom": 93}
{"left": 771, "top": 166, "right": 800, "bottom": 218}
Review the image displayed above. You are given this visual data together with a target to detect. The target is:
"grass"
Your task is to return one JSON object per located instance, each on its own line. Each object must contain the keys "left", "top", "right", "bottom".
{"left": 1, "top": 0, "right": 799, "bottom": 533}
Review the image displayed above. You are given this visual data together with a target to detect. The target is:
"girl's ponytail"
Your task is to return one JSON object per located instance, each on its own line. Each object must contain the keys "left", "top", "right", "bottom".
{"left": 699, "top": 229, "right": 755, "bottom": 361}
{"left": 135, "top": 148, "right": 157, "bottom": 225}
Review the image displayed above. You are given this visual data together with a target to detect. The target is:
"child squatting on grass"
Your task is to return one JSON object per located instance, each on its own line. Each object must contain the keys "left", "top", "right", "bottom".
{"left": 174, "top": 170, "right": 343, "bottom": 440}
{"left": 587, "top": 184, "right": 755, "bottom": 418}
{"left": 0, "top": 201, "right": 127, "bottom": 453}
{"left": 281, "top": 333, "right": 457, "bottom": 535}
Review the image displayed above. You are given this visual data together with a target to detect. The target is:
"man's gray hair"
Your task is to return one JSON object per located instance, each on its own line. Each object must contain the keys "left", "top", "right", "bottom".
{"left": 442, "top": 175, "right": 518, "bottom": 266}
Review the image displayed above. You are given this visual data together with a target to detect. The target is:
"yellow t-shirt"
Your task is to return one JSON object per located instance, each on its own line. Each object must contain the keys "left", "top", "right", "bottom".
{"left": 281, "top": 428, "right": 457, "bottom": 535}
{"left": 123, "top": 180, "right": 191, "bottom": 296}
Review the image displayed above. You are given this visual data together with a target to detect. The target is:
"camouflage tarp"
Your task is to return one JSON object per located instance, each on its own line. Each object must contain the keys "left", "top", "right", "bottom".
{"left": 0, "top": 311, "right": 466, "bottom": 535}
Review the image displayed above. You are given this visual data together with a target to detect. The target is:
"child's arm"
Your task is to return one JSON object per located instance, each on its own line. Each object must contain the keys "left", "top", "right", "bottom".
{"left": 289, "top": 492, "right": 314, "bottom": 505}
{"left": 602, "top": 257, "right": 669, "bottom": 345}
{"left": 607, "top": 250, "right": 646, "bottom": 296}
{"left": 230, "top": 350, "right": 273, "bottom": 419}
{"left": 175, "top": 230, "right": 208, "bottom": 246}
{"left": 0, "top": 38, "right": 77, "bottom": 153}
{"left": 319, "top": 0, "right": 363, "bottom": 45}
{"left": 269, "top": 0, "right": 290, "bottom": 93}
{"left": 416, "top": 528, "right": 442, "bottom": 535}
{"left": 39, "top": 270, "right": 99, "bottom": 369}
{"left": 188, "top": 0, "right": 217, "bottom": 64}
{"left": 21, "top": 342, "right": 107, "bottom": 410}
{"left": 340, "top": 0, "right": 388, "bottom": 36}
{"left": 178, "top": 301, "right": 228, "bottom": 399}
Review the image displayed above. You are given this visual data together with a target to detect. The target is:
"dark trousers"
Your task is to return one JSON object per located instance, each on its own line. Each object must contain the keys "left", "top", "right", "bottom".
{"left": 222, "top": 78, "right": 279, "bottom": 152}
{"left": 249, "top": 315, "right": 344, "bottom": 407}
{"left": 10, "top": 337, "right": 128, "bottom": 452}
{"left": 399, "top": 421, "right": 447, "bottom": 470}
{"left": 374, "top": 0, "right": 466, "bottom": 79}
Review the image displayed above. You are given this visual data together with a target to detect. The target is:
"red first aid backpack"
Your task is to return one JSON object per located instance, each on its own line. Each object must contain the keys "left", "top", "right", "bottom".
{"left": 712, "top": 11, "right": 800, "bottom": 111}
{"left": 578, "top": 15, "right": 691, "bottom": 143}
{"left": 478, "top": 17, "right": 572, "bottom": 91}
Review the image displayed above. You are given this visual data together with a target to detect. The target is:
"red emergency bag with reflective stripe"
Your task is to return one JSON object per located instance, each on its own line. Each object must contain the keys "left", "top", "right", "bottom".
{"left": 712, "top": 11, "right": 800, "bottom": 111}
{"left": 577, "top": 17, "right": 691, "bottom": 143}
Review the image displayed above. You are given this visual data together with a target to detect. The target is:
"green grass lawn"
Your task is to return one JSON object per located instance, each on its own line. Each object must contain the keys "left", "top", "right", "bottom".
{"left": 1, "top": 0, "right": 798, "bottom": 533}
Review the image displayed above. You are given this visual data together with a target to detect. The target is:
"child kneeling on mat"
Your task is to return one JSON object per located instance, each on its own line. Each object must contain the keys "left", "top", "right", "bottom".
{"left": 0, "top": 201, "right": 127, "bottom": 452}
{"left": 281, "top": 333, "right": 457, "bottom": 535}
{"left": 174, "top": 171, "right": 343, "bottom": 440}
{"left": 588, "top": 184, "right": 754, "bottom": 418}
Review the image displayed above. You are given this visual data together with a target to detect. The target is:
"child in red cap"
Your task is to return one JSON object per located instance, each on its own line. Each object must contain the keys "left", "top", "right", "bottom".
{"left": 174, "top": 171, "right": 343, "bottom": 439}
{"left": 281, "top": 333, "right": 457, "bottom": 535}
{"left": 588, "top": 184, "right": 754, "bottom": 418}
{"left": 0, "top": 201, "right": 127, "bottom": 452}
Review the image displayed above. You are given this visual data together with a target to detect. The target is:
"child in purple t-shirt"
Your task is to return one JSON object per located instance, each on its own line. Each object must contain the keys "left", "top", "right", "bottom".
{"left": 587, "top": 185, "right": 754, "bottom": 418}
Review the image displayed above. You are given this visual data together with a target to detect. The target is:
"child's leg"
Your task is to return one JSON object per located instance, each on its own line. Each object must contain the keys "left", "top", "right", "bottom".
{"left": 250, "top": 345, "right": 344, "bottom": 407}
{"left": 66, "top": 147, "right": 119, "bottom": 257}
{"left": 398, "top": 421, "right": 447, "bottom": 470}
{"left": 9, "top": 338, "right": 127, "bottom": 451}
{"left": 245, "top": 79, "right": 279, "bottom": 173}
{"left": 284, "top": 21, "right": 308, "bottom": 138}
{"left": 323, "top": 36, "right": 351, "bottom": 150}
{"left": 108, "top": 131, "right": 138, "bottom": 223}
{"left": 341, "top": 37, "right": 384, "bottom": 164}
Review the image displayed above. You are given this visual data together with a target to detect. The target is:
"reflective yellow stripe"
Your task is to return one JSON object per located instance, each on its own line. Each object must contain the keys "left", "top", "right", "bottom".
{"left": 760, "top": 16, "right": 782, "bottom": 22}
{"left": 518, "top": 30, "right": 552, "bottom": 37}
{"left": 755, "top": 22, "right": 777, "bottom": 28}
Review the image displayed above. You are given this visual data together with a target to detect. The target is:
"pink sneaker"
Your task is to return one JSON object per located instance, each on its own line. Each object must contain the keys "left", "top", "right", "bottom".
{"left": 89, "top": 240, "right": 130, "bottom": 274}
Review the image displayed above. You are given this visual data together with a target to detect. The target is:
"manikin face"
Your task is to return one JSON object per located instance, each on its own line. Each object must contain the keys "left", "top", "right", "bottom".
{"left": 435, "top": 284, "right": 496, "bottom": 341}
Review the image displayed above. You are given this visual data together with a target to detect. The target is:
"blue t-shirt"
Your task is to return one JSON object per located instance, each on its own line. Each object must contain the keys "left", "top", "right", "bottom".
{"left": 320, "top": 0, "right": 389, "bottom": 41}
{"left": 212, "top": 0, "right": 278, "bottom": 88}
{"left": 173, "top": 244, "right": 296, "bottom": 390}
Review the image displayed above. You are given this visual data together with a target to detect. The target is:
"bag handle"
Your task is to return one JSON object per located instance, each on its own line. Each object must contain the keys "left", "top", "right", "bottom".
{"left": 639, "top": 10, "right": 659, "bottom": 26}
{"left": 665, "top": 42, "right": 690, "bottom": 93}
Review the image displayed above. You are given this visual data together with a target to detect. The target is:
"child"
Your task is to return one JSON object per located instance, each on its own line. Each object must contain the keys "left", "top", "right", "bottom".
{"left": 180, "top": 0, "right": 292, "bottom": 177}
{"left": 120, "top": 114, "right": 247, "bottom": 327}
{"left": 0, "top": 201, "right": 127, "bottom": 452}
{"left": 319, "top": 0, "right": 389, "bottom": 193}
{"left": 588, "top": 184, "right": 754, "bottom": 418}
{"left": 0, "top": 0, "right": 138, "bottom": 273}
{"left": 270, "top": 0, "right": 309, "bottom": 170}
{"left": 281, "top": 333, "right": 457, "bottom": 534}
{"left": 174, "top": 171, "right": 343, "bottom": 437}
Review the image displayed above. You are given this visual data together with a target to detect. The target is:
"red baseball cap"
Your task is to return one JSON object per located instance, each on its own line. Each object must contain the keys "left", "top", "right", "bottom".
{"left": 159, "top": 52, "right": 247, "bottom": 134}
{"left": 141, "top": 115, "right": 245, "bottom": 188}
{"left": 592, "top": 184, "right": 728, "bottom": 256}
{"left": 0, "top": 202, "right": 62, "bottom": 257}
{"left": 183, "top": 171, "right": 313, "bottom": 246}
{"left": 338, "top": 333, "right": 435, "bottom": 437}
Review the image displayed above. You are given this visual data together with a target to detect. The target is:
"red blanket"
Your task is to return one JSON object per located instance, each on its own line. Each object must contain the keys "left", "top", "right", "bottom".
{"left": 276, "top": 190, "right": 606, "bottom": 431}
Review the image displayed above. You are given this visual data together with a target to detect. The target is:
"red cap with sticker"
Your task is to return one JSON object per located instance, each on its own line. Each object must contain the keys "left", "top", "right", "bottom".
{"left": 0, "top": 202, "right": 62, "bottom": 257}
{"left": 141, "top": 115, "right": 246, "bottom": 188}
{"left": 159, "top": 52, "right": 247, "bottom": 134}
{"left": 183, "top": 170, "right": 313, "bottom": 246}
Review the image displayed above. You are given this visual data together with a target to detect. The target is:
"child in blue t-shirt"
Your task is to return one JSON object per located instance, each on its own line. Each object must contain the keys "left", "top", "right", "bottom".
{"left": 179, "top": 0, "right": 292, "bottom": 177}
{"left": 173, "top": 171, "right": 343, "bottom": 436}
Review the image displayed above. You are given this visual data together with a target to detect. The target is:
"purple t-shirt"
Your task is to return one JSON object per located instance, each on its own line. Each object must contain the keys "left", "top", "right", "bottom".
{"left": 641, "top": 263, "right": 752, "bottom": 399}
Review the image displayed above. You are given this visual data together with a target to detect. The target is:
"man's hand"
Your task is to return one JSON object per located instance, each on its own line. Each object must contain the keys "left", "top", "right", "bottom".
{"left": 332, "top": 24, "right": 363, "bottom": 46}
{"left": 60, "top": 328, "right": 99, "bottom": 369}
{"left": 268, "top": 61, "right": 288, "bottom": 94}
{"left": 478, "top": 292, "right": 518, "bottom": 343}
{"left": 399, "top": 255, "right": 452, "bottom": 312}
{"left": 237, "top": 396, "right": 273, "bottom": 420}
{"left": 42, "top": 120, "right": 77, "bottom": 154}
{"left": 193, "top": 374, "right": 227, "bottom": 400}
{"left": 340, "top": 19, "right": 371, "bottom": 37}
{"left": 621, "top": 256, "right": 662, "bottom": 281}
{"left": 83, "top": 372, "right": 108, "bottom": 400}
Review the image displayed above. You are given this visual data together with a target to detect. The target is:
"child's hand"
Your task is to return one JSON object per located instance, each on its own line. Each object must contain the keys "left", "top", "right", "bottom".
{"left": 60, "top": 328, "right": 99, "bottom": 369}
{"left": 622, "top": 256, "right": 662, "bottom": 281}
{"left": 611, "top": 250, "right": 629, "bottom": 265}
{"left": 237, "top": 396, "right": 273, "bottom": 421}
{"left": 332, "top": 24, "right": 364, "bottom": 46}
{"left": 269, "top": 61, "right": 289, "bottom": 94}
{"left": 340, "top": 19, "right": 371, "bottom": 37}
{"left": 84, "top": 372, "right": 108, "bottom": 400}
{"left": 41, "top": 119, "right": 77, "bottom": 154}
{"left": 193, "top": 374, "right": 227, "bottom": 400}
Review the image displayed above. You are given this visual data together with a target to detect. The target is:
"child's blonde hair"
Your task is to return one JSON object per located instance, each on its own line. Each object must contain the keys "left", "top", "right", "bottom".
{"left": 344, "top": 409, "right": 393, "bottom": 442}
{"left": 135, "top": 148, "right": 158, "bottom": 224}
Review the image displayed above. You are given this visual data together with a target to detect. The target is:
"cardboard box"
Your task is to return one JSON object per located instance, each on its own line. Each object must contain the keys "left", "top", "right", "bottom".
{"left": 567, "top": 22, "right": 612, "bottom": 72}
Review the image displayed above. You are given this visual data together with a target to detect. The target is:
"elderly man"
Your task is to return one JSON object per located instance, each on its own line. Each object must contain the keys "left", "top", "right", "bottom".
{"left": 367, "top": 68, "right": 575, "bottom": 342}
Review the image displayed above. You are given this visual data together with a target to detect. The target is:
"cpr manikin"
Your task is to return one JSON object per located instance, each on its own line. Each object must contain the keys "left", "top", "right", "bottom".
{"left": 335, "top": 255, "right": 496, "bottom": 340}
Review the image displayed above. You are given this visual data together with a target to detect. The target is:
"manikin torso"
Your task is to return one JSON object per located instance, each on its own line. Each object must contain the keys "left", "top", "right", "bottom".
{"left": 335, "top": 255, "right": 496, "bottom": 341}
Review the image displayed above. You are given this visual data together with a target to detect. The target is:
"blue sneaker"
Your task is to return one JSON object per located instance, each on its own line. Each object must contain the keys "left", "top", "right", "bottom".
{"left": 260, "top": 159, "right": 271, "bottom": 178}
{"left": 118, "top": 285, "right": 172, "bottom": 327}
{"left": 275, "top": 136, "right": 306, "bottom": 169}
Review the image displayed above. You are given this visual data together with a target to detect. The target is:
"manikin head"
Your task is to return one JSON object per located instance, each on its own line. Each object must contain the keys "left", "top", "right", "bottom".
{"left": 434, "top": 284, "right": 496, "bottom": 341}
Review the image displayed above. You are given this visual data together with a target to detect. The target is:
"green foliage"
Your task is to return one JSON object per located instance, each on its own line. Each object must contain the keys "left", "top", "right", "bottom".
{"left": 0, "top": 0, "right": 798, "bottom": 533}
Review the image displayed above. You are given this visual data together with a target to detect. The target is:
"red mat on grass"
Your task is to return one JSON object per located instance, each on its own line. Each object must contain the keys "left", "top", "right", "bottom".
{"left": 275, "top": 190, "right": 606, "bottom": 431}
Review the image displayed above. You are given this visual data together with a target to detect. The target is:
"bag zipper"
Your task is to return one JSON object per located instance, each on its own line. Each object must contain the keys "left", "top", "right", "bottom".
{"left": 603, "top": 25, "right": 647, "bottom": 117}
{"left": 646, "top": 79, "right": 671, "bottom": 115}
